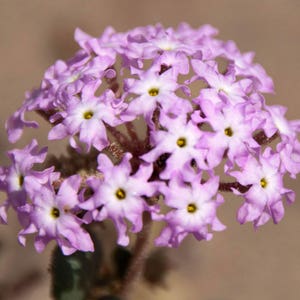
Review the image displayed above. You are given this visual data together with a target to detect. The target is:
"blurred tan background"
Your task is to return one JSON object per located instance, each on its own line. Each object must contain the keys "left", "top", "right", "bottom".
{"left": 0, "top": 0, "right": 300, "bottom": 299}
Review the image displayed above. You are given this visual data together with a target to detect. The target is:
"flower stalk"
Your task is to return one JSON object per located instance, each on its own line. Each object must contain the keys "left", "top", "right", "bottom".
{"left": 119, "top": 212, "right": 153, "bottom": 299}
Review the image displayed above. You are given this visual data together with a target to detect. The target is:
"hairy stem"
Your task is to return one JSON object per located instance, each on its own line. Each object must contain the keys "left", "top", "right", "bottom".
{"left": 119, "top": 212, "right": 152, "bottom": 299}
{"left": 125, "top": 122, "right": 139, "bottom": 142}
{"left": 106, "top": 124, "right": 130, "bottom": 146}
{"left": 253, "top": 131, "right": 279, "bottom": 145}
{"left": 218, "top": 181, "right": 251, "bottom": 193}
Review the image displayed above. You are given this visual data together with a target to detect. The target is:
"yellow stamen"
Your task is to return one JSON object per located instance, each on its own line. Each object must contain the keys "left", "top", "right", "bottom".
{"left": 148, "top": 88, "right": 159, "bottom": 97}
{"left": 187, "top": 203, "right": 197, "bottom": 213}
{"left": 115, "top": 188, "right": 126, "bottom": 200}
{"left": 176, "top": 137, "right": 187, "bottom": 148}
{"left": 50, "top": 207, "right": 60, "bottom": 219}
{"left": 260, "top": 178, "right": 268, "bottom": 188}
{"left": 83, "top": 110, "right": 94, "bottom": 120}
{"left": 224, "top": 127, "right": 233, "bottom": 137}
{"left": 19, "top": 175, "right": 24, "bottom": 187}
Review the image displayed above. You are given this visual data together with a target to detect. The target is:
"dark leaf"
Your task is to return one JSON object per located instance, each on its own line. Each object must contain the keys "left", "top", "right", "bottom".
{"left": 50, "top": 231, "right": 103, "bottom": 300}
{"left": 143, "top": 248, "right": 173, "bottom": 287}
{"left": 113, "top": 246, "right": 132, "bottom": 280}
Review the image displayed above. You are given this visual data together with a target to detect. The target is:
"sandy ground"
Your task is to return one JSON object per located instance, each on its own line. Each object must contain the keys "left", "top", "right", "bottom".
{"left": 0, "top": 1, "right": 300, "bottom": 299}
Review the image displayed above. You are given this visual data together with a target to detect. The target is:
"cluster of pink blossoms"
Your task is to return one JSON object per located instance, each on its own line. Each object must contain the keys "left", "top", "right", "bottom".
{"left": 1, "top": 23, "right": 300, "bottom": 255}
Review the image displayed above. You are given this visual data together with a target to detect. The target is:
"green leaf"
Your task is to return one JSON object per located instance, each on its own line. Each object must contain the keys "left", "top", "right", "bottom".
{"left": 50, "top": 233, "right": 103, "bottom": 300}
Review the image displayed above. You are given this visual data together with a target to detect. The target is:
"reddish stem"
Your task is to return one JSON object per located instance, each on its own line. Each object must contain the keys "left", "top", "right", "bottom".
{"left": 119, "top": 212, "right": 152, "bottom": 299}
{"left": 253, "top": 131, "right": 279, "bottom": 145}
{"left": 218, "top": 181, "right": 251, "bottom": 193}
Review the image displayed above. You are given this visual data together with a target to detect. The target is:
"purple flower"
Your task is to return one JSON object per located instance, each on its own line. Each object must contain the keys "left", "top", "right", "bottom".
{"left": 265, "top": 105, "right": 298, "bottom": 141}
{"left": 156, "top": 175, "right": 225, "bottom": 247}
{"left": 154, "top": 51, "right": 190, "bottom": 76}
{"left": 74, "top": 27, "right": 124, "bottom": 60}
{"left": 81, "top": 153, "right": 159, "bottom": 246}
{"left": 231, "top": 148, "right": 294, "bottom": 227}
{"left": 48, "top": 82, "right": 121, "bottom": 151}
{"left": 128, "top": 24, "right": 197, "bottom": 59}
{"left": 6, "top": 88, "right": 49, "bottom": 143}
{"left": 124, "top": 66, "right": 192, "bottom": 121}
{"left": 19, "top": 175, "right": 94, "bottom": 255}
{"left": 42, "top": 51, "right": 115, "bottom": 106}
{"left": 221, "top": 40, "right": 274, "bottom": 93}
{"left": 277, "top": 141, "right": 300, "bottom": 178}
{"left": 192, "top": 60, "right": 253, "bottom": 105}
{"left": 195, "top": 100, "right": 259, "bottom": 168}
{"left": 2, "top": 23, "right": 299, "bottom": 254}
{"left": 141, "top": 113, "right": 207, "bottom": 179}
{"left": 0, "top": 140, "right": 54, "bottom": 225}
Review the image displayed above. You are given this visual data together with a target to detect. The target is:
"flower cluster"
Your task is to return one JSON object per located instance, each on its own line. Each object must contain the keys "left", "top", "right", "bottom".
{"left": 1, "top": 23, "right": 299, "bottom": 255}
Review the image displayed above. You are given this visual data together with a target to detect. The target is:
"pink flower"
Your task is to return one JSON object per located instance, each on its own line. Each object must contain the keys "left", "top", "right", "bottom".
{"left": 48, "top": 82, "right": 121, "bottom": 151}
{"left": 81, "top": 153, "right": 160, "bottom": 246}
{"left": 124, "top": 65, "right": 192, "bottom": 121}
{"left": 156, "top": 175, "right": 225, "bottom": 247}
{"left": 231, "top": 148, "right": 295, "bottom": 227}
{"left": 141, "top": 113, "right": 207, "bottom": 179}
{"left": 192, "top": 60, "right": 253, "bottom": 105}
{"left": 19, "top": 175, "right": 94, "bottom": 255}
{"left": 195, "top": 100, "right": 259, "bottom": 168}
{"left": 0, "top": 140, "right": 55, "bottom": 225}
{"left": 2, "top": 23, "right": 299, "bottom": 253}
{"left": 221, "top": 40, "right": 274, "bottom": 93}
